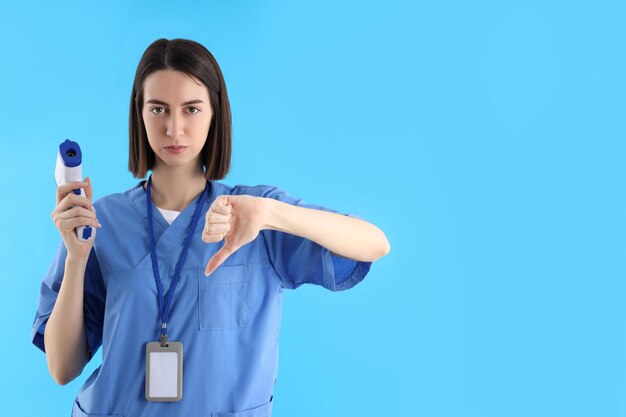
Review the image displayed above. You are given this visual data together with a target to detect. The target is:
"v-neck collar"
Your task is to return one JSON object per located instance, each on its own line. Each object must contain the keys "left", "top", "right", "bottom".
{"left": 140, "top": 179, "right": 212, "bottom": 229}
{"left": 127, "top": 179, "right": 217, "bottom": 272}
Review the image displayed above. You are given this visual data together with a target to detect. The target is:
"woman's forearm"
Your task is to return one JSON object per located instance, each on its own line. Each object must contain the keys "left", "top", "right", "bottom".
{"left": 261, "top": 198, "right": 390, "bottom": 262}
{"left": 44, "top": 254, "right": 90, "bottom": 385}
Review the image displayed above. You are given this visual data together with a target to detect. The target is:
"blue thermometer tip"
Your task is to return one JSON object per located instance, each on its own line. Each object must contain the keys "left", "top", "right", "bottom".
{"left": 59, "top": 139, "right": 82, "bottom": 168}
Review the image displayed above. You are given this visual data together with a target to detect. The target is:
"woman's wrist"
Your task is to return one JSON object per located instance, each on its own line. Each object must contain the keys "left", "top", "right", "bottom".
{"left": 66, "top": 252, "right": 90, "bottom": 268}
{"left": 259, "top": 197, "right": 278, "bottom": 231}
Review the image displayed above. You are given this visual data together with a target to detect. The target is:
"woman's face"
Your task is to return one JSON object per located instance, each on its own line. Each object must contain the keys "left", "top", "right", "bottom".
{"left": 141, "top": 69, "right": 213, "bottom": 170}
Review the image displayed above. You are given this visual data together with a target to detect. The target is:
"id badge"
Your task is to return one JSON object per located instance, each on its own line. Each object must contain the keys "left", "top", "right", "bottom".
{"left": 145, "top": 341, "right": 183, "bottom": 402}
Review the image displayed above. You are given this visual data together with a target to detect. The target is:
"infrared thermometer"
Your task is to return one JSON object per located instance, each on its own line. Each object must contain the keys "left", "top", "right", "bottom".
{"left": 55, "top": 139, "right": 94, "bottom": 241}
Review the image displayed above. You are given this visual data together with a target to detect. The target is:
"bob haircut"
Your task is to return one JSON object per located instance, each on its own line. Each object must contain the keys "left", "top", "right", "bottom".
{"left": 128, "top": 38, "right": 232, "bottom": 180}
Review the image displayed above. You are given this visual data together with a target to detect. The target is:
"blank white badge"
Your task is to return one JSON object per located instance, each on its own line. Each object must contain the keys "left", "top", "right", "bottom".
{"left": 145, "top": 341, "right": 183, "bottom": 402}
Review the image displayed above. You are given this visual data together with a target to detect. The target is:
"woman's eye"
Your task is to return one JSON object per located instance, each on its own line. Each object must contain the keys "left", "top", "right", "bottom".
{"left": 150, "top": 107, "right": 199, "bottom": 115}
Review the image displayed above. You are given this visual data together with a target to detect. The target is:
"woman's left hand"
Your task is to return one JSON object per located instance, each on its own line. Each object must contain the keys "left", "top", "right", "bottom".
{"left": 202, "top": 194, "right": 267, "bottom": 276}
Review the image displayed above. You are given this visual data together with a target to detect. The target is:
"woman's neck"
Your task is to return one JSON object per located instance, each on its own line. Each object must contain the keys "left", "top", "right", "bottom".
{"left": 144, "top": 161, "right": 207, "bottom": 212}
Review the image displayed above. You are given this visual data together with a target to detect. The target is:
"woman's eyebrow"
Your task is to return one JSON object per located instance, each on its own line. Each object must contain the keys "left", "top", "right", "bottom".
{"left": 146, "top": 99, "right": 204, "bottom": 106}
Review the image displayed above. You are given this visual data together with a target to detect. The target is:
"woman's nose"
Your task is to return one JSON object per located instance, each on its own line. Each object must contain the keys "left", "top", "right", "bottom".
{"left": 166, "top": 112, "right": 184, "bottom": 139}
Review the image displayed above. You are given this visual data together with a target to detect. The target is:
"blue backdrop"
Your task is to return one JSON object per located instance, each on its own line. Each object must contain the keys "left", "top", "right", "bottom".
{"left": 1, "top": 0, "right": 625, "bottom": 416}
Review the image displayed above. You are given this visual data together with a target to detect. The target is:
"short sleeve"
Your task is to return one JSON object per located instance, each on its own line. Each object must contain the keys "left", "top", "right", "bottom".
{"left": 31, "top": 241, "right": 106, "bottom": 361}
{"left": 259, "top": 186, "right": 373, "bottom": 291}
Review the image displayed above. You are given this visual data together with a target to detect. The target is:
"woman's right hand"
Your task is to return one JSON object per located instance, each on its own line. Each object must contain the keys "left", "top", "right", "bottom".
{"left": 51, "top": 176, "right": 102, "bottom": 260}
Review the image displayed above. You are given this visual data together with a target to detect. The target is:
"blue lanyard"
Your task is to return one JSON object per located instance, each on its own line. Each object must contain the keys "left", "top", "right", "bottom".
{"left": 146, "top": 174, "right": 209, "bottom": 345}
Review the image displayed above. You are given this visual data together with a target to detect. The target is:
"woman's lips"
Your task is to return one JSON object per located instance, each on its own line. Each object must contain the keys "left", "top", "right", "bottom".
{"left": 165, "top": 146, "right": 187, "bottom": 154}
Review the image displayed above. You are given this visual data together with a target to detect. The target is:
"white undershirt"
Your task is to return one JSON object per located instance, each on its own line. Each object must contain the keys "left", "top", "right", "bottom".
{"left": 156, "top": 206, "right": 181, "bottom": 225}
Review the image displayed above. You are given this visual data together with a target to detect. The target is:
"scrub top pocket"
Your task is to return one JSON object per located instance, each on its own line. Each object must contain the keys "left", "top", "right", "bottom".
{"left": 72, "top": 400, "right": 123, "bottom": 417}
{"left": 211, "top": 398, "right": 273, "bottom": 417}
{"left": 198, "top": 265, "right": 249, "bottom": 330}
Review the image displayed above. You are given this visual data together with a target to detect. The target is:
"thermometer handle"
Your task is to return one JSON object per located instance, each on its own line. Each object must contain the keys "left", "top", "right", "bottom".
{"left": 55, "top": 140, "right": 94, "bottom": 242}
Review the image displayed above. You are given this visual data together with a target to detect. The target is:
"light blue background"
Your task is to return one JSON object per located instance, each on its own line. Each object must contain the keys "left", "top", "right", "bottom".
{"left": 1, "top": 0, "right": 624, "bottom": 416}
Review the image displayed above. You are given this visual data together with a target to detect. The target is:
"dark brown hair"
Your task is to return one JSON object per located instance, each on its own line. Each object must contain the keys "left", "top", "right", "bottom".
{"left": 128, "top": 38, "right": 232, "bottom": 180}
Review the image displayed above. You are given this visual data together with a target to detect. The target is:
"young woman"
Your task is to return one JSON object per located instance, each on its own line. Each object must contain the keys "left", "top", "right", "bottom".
{"left": 32, "top": 38, "right": 390, "bottom": 417}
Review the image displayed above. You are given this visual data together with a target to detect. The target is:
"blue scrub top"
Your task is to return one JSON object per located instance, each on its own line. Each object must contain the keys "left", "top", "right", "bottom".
{"left": 31, "top": 180, "right": 373, "bottom": 417}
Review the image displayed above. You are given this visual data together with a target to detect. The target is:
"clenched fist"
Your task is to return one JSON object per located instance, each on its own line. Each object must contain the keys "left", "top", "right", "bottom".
{"left": 202, "top": 194, "right": 268, "bottom": 276}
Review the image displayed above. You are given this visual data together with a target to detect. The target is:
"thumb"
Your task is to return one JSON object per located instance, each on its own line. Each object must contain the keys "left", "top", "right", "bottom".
{"left": 84, "top": 176, "right": 93, "bottom": 202}
{"left": 205, "top": 245, "right": 235, "bottom": 276}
